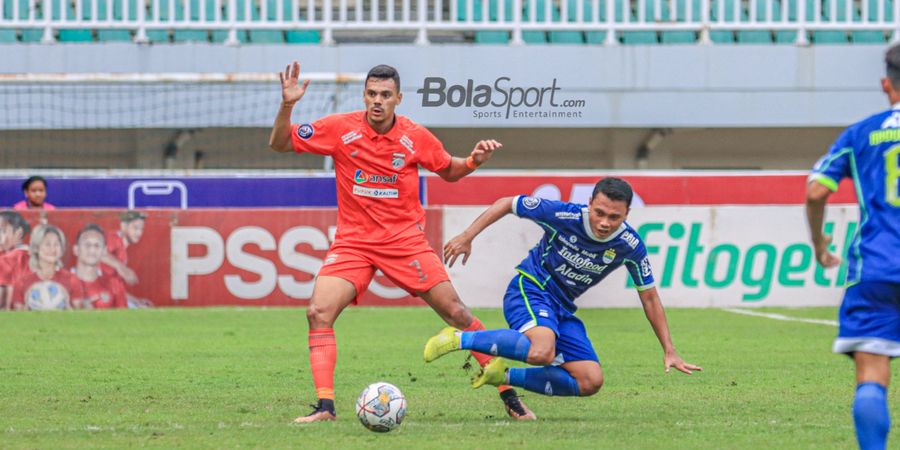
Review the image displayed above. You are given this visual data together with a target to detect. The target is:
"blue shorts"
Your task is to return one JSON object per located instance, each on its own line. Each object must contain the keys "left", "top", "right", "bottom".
{"left": 833, "top": 282, "right": 900, "bottom": 357}
{"left": 503, "top": 274, "right": 599, "bottom": 364}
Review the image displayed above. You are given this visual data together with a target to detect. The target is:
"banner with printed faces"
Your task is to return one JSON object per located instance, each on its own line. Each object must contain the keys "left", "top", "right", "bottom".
{"left": 443, "top": 205, "right": 857, "bottom": 308}
{"left": 7, "top": 209, "right": 442, "bottom": 308}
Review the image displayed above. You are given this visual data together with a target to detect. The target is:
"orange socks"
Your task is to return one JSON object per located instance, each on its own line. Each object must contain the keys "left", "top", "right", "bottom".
{"left": 309, "top": 328, "right": 337, "bottom": 400}
{"left": 463, "top": 317, "right": 514, "bottom": 394}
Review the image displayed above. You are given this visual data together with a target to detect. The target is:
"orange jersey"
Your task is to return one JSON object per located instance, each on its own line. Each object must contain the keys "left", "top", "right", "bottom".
{"left": 291, "top": 111, "right": 451, "bottom": 246}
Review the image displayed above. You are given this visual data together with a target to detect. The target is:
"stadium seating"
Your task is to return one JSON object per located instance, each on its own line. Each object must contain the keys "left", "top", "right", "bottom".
{"left": 0, "top": 0, "right": 895, "bottom": 45}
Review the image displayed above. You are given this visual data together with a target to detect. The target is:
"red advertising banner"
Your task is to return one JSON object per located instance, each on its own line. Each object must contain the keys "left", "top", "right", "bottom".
{"left": 425, "top": 173, "right": 858, "bottom": 205}
{"left": 13, "top": 209, "right": 442, "bottom": 308}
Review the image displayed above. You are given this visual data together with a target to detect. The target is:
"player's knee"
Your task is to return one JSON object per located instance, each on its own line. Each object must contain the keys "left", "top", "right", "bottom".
{"left": 306, "top": 303, "right": 335, "bottom": 328}
{"left": 443, "top": 303, "right": 473, "bottom": 329}
{"left": 526, "top": 347, "right": 556, "bottom": 366}
{"left": 577, "top": 372, "right": 604, "bottom": 397}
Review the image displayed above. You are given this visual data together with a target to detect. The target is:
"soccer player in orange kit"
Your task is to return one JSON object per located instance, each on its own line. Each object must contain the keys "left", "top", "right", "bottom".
{"left": 269, "top": 61, "right": 535, "bottom": 422}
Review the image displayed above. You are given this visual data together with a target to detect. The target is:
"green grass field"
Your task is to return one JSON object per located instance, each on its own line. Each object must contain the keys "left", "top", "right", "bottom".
{"left": 0, "top": 306, "right": 885, "bottom": 449}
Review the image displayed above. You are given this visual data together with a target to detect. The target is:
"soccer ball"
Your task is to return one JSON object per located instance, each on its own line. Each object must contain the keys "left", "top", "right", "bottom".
{"left": 25, "top": 281, "right": 69, "bottom": 310}
{"left": 356, "top": 382, "right": 407, "bottom": 432}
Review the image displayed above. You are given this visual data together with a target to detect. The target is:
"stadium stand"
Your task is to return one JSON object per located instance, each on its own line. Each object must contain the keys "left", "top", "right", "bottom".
{"left": 0, "top": 0, "right": 897, "bottom": 45}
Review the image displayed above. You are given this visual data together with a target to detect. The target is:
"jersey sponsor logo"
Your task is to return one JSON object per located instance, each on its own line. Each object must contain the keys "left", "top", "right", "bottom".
{"left": 399, "top": 135, "right": 415, "bottom": 153}
{"left": 342, "top": 130, "right": 363, "bottom": 144}
{"left": 602, "top": 249, "right": 616, "bottom": 264}
{"left": 640, "top": 256, "right": 652, "bottom": 278}
{"left": 538, "top": 309, "right": 549, "bottom": 318}
{"left": 324, "top": 253, "right": 338, "bottom": 265}
{"left": 489, "top": 344, "right": 498, "bottom": 355}
{"left": 352, "top": 185, "right": 399, "bottom": 199}
{"left": 555, "top": 263, "right": 595, "bottom": 285}
{"left": 554, "top": 211, "right": 581, "bottom": 220}
{"left": 522, "top": 196, "right": 541, "bottom": 209}
{"left": 392, "top": 152, "right": 406, "bottom": 170}
{"left": 568, "top": 235, "right": 578, "bottom": 244}
{"left": 297, "top": 123, "right": 314, "bottom": 140}
{"left": 558, "top": 246, "right": 607, "bottom": 275}
{"left": 354, "top": 169, "right": 398, "bottom": 185}
{"left": 620, "top": 231, "right": 639, "bottom": 249}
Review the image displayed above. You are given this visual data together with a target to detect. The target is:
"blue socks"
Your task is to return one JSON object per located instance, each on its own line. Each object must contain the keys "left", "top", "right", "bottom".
{"left": 460, "top": 329, "right": 531, "bottom": 362}
{"left": 508, "top": 366, "right": 581, "bottom": 397}
{"left": 854, "top": 382, "right": 890, "bottom": 450}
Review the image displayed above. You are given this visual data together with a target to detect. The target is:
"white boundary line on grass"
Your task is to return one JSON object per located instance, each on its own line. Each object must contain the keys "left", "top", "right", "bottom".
{"left": 722, "top": 308, "right": 838, "bottom": 327}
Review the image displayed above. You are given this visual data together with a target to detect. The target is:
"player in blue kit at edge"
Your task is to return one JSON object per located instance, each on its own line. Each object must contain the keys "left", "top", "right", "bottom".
{"left": 424, "top": 177, "right": 701, "bottom": 399}
{"left": 805, "top": 45, "right": 900, "bottom": 450}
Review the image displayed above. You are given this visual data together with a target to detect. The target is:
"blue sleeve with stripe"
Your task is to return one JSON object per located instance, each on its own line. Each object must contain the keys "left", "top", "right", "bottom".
{"left": 809, "top": 128, "right": 855, "bottom": 191}
{"left": 624, "top": 243, "right": 656, "bottom": 291}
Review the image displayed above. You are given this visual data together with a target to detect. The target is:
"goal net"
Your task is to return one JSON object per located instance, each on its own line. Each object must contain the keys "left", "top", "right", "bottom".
{"left": 0, "top": 72, "right": 365, "bottom": 170}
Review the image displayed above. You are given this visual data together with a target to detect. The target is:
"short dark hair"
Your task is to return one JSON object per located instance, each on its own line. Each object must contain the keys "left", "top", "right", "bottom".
{"left": 76, "top": 223, "right": 106, "bottom": 244}
{"left": 366, "top": 64, "right": 401, "bottom": 91}
{"left": 0, "top": 210, "right": 30, "bottom": 236}
{"left": 120, "top": 210, "right": 147, "bottom": 223}
{"left": 887, "top": 44, "right": 900, "bottom": 89}
{"left": 22, "top": 176, "right": 46, "bottom": 192}
{"left": 591, "top": 177, "right": 633, "bottom": 208}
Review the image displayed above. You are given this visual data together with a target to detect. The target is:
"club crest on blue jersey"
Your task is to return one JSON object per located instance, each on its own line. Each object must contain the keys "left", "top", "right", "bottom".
{"left": 602, "top": 249, "right": 616, "bottom": 264}
{"left": 297, "top": 123, "right": 314, "bottom": 140}
{"left": 522, "top": 197, "right": 541, "bottom": 209}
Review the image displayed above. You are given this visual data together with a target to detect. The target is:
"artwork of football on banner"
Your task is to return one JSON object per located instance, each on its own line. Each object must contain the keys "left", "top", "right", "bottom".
{"left": 9, "top": 209, "right": 443, "bottom": 307}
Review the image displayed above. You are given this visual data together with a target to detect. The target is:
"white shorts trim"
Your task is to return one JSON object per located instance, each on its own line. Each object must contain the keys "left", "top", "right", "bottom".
{"left": 833, "top": 337, "right": 900, "bottom": 357}
{"left": 517, "top": 320, "right": 537, "bottom": 334}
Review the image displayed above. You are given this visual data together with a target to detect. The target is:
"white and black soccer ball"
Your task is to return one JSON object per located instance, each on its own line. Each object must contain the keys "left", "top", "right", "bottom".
{"left": 356, "top": 382, "right": 407, "bottom": 432}
{"left": 25, "top": 281, "right": 69, "bottom": 310}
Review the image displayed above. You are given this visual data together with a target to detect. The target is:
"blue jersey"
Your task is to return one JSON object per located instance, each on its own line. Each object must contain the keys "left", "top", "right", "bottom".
{"left": 810, "top": 107, "right": 900, "bottom": 285}
{"left": 511, "top": 195, "right": 655, "bottom": 313}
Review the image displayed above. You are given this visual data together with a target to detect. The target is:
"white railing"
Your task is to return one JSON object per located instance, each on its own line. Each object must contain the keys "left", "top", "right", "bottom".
{"left": 0, "top": 0, "right": 898, "bottom": 45}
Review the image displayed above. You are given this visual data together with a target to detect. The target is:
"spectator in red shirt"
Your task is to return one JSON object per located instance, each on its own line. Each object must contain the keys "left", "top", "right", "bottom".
{"left": 13, "top": 176, "right": 55, "bottom": 210}
{"left": 71, "top": 223, "right": 127, "bottom": 309}
{"left": 11, "top": 224, "right": 85, "bottom": 311}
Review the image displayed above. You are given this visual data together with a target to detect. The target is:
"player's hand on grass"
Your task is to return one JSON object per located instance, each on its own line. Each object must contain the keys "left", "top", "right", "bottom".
{"left": 470, "top": 139, "right": 502, "bottom": 165}
{"left": 664, "top": 352, "right": 702, "bottom": 375}
{"left": 443, "top": 233, "right": 473, "bottom": 267}
{"left": 279, "top": 61, "right": 310, "bottom": 106}
{"left": 813, "top": 235, "right": 841, "bottom": 268}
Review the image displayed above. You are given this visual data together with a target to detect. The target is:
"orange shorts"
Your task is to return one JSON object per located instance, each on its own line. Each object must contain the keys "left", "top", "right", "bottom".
{"left": 318, "top": 238, "right": 449, "bottom": 301}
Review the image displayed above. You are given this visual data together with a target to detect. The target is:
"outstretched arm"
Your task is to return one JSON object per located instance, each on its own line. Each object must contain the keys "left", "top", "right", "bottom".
{"left": 638, "top": 287, "right": 702, "bottom": 375}
{"left": 443, "top": 196, "right": 515, "bottom": 267}
{"left": 100, "top": 254, "right": 138, "bottom": 285}
{"left": 269, "top": 61, "right": 311, "bottom": 153}
{"left": 805, "top": 180, "right": 841, "bottom": 268}
{"left": 435, "top": 139, "right": 502, "bottom": 182}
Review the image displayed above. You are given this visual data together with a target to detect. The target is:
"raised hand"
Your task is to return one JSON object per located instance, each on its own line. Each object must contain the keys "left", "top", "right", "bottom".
{"left": 279, "top": 61, "right": 310, "bottom": 105}
{"left": 443, "top": 233, "right": 473, "bottom": 268}
{"left": 470, "top": 139, "right": 502, "bottom": 165}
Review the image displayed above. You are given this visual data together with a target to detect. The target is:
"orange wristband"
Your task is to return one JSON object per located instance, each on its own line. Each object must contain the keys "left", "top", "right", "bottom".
{"left": 465, "top": 156, "right": 480, "bottom": 170}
